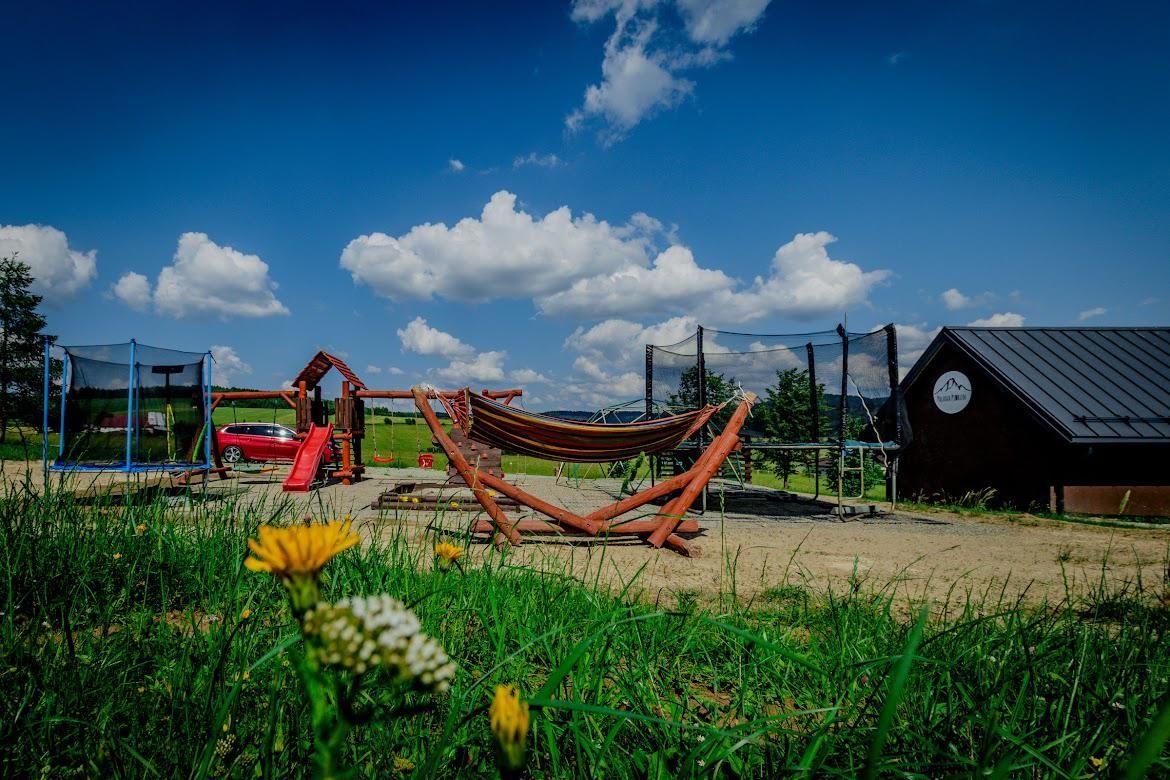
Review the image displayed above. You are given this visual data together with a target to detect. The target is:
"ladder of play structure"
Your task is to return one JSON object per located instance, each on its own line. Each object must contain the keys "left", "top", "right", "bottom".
{"left": 445, "top": 426, "right": 505, "bottom": 479}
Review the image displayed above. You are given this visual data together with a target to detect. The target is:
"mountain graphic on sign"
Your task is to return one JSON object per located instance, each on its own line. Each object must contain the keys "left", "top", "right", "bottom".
{"left": 938, "top": 377, "right": 970, "bottom": 393}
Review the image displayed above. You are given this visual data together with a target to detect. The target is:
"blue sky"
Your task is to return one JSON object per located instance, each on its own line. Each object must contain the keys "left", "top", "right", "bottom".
{"left": 2, "top": 0, "right": 1167, "bottom": 408}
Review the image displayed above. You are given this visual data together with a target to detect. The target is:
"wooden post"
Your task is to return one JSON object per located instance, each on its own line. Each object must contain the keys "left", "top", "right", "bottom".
{"left": 647, "top": 393, "right": 756, "bottom": 552}
{"left": 340, "top": 380, "right": 353, "bottom": 485}
{"left": 412, "top": 386, "right": 523, "bottom": 547}
{"left": 474, "top": 471, "right": 601, "bottom": 535}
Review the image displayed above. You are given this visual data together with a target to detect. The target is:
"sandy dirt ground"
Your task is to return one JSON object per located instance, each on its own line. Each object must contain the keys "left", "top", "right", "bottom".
{"left": 8, "top": 461, "right": 1169, "bottom": 608}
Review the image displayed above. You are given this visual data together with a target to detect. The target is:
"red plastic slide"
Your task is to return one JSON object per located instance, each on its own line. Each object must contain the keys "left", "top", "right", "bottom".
{"left": 283, "top": 423, "right": 334, "bottom": 492}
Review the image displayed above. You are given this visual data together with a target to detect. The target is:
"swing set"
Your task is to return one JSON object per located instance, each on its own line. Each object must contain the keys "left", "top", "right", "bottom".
{"left": 365, "top": 399, "right": 429, "bottom": 465}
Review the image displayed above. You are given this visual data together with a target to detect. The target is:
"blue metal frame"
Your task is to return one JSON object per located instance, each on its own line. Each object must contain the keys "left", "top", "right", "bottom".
{"left": 41, "top": 337, "right": 50, "bottom": 480}
{"left": 203, "top": 351, "right": 213, "bottom": 467}
{"left": 57, "top": 347, "right": 68, "bottom": 458}
{"left": 125, "top": 338, "right": 136, "bottom": 470}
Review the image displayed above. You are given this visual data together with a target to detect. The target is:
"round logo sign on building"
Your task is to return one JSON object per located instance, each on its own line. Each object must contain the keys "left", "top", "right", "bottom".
{"left": 932, "top": 371, "right": 972, "bottom": 414}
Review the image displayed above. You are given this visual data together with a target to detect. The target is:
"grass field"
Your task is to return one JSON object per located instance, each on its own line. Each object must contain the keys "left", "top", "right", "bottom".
{"left": 1, "top": 481, "right": 1167, "bottom": 777}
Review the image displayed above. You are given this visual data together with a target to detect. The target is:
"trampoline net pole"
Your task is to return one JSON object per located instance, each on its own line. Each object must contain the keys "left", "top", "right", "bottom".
{"left": 836, "top": 324, "right": 848, "bottom": 519}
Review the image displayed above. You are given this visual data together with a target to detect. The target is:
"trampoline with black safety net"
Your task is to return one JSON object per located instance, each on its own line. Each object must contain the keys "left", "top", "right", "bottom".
{"left": 43, "top": 340, "right": 213, "bottom": 472}
{"left": 645, "top": 324, "right": 911, "bottom": 506}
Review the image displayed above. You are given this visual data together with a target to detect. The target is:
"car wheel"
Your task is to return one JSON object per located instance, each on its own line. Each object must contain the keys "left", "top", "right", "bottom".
{"left": 222, "top": 445, "right": 245, "bottom": 464}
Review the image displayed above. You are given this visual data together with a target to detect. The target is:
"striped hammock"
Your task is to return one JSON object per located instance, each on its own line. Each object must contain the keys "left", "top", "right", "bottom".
{"left": 448, "top": 390, "right": 719, "bottom": 464}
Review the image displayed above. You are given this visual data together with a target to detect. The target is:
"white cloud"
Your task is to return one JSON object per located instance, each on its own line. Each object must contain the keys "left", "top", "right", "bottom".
{"left": 211, "top": 345, "right": 252, "bottom": 386}
{"left": 542, "top": 316, "right": 695, "bottom": 408}
{"left": 1077, "top": 306, "right": 1107, "bottom": 321}
{"left": 677, "top": 0, "right": 771, "bottom": 44}
{"left": 511, "top": 368, "right": 549, "bottom": 383}
{"left": 434, "top": 351, "right": 508, "bottom": 385}
{"left": 343, "top": 194, "right": 886, "bottom": 324}
{"left": 340, "top": 191, "right": 650, "bottom": 302}
{"left": 448, "top": 158, "right": 465, "bottom": 172}
{"left": 117, "top": 233, "right": 288, "bottom": 319}
{"left": 566, "top": 315, "right": 697, "bottom": 372}
{"left": 886, "top": 51, "right": 908, "bottom": 65}
{"left": 941, "top": 288, "right": 971, "bottom": 310}
{"left": 544, "top": 231, "right": 888, "bottom": 323}
{"left": 387, "top": 366, "right": 405, "bottom": 375}
{"left": 513, "top": 152, "right": 563, "bottom": 168}
{"left": 572, "top": 355, "right": 645, "bottom": 398}
{"left": 397, "top": 317, "right": 474, "bottom": 358}
{"left": 940, "top": 287, "right": 994, "bottom": 310}
{"left": 395, "top": 319, "right": 520, "bottom": 388}
{"left": 0, "top": 224, "right": 97, "bottom": 301}
{"left": 111, "top": 272, "right": 152, "bottom": 311}
{"left": 968, "top": 312, "right": 1025, "bottom": 327}
{"left": 567, "top": 0, "right": 770, "bottom": 141}
{"left": 709, "top": 232, "right": 889, "bottom": 322}
{"left": 538, "top": 244, "right": 733, "bottom": 319}
{"left": 892, "top": 323, "right": 941, "bottom": 376}
{"left": 365, "top": 364, "right": 383, "bottom": 374}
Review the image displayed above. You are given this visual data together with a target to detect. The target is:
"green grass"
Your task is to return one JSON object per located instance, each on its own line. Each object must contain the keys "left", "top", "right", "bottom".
{"left": 749, "top": 470, "right": 887, "bottom": 503}
{"left": 1, "top": 481, "right": 1167, "bottom": 776}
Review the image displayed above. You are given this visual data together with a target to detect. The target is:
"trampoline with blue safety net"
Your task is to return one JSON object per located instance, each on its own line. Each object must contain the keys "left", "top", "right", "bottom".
{"left": 42, "top": 340, "right": 213, "bottom": 472}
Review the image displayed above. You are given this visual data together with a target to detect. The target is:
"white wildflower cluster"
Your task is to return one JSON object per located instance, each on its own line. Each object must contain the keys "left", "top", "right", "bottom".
{"left": 303, "top": 594, "right": 455, "bottom": 693}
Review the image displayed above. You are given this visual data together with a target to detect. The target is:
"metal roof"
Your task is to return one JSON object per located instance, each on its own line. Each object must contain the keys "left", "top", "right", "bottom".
{"left": 292, "top": 351, "right": 367, "bottom": 391}
{"left": 905, "top": 327, "right": 1170, "bottom": 444}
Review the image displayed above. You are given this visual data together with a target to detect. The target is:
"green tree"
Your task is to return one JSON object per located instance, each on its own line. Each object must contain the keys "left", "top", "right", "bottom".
{"left": 756, "top": 368, "right": 817, "bottom": 488}
{"left": 667, "top": 365, "right": 738, "bottom": 429}
{"left": 0, "top": 257, "right": 50, "bottom": 443}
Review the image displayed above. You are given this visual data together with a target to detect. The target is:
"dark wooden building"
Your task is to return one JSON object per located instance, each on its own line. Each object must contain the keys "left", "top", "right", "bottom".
{"left": 897, "top": 327, "right": 1170, "bottom": 515}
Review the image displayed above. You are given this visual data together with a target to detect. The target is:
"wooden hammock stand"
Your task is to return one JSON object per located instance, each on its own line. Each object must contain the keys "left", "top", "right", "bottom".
{"left": 411, "top": 386, "right": 757, "bottom": 557}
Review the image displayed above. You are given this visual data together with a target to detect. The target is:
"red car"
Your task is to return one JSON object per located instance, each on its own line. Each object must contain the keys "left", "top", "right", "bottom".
{"left": 216, "top": 423, "right": 339, "bottom": 464}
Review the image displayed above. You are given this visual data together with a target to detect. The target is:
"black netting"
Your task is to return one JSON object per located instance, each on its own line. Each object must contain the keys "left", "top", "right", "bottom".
{"left": 845, "top": 328, "right": 900, "bottom": 445}
{"left": 57, "top": 342, "right": 209, "bottom": 468}
{"left": 646, "top": 325, "right": 905, "bottom": 447}
{"left": 808, "top": 338, "right": 846, "bottom": 444}
{"left": 646, "top": 330, "right": 698, "bottom": 414}
{"left": 62, "top": 356, "right": 134, "bottom": 465}
{"left": 134, "top": 361, "right": 206, "bottom": 464}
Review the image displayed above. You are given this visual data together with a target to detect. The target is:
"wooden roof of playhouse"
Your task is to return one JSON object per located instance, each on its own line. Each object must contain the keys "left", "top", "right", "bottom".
{"left": 293, "top": 351, "right": 367, "bottom": 390}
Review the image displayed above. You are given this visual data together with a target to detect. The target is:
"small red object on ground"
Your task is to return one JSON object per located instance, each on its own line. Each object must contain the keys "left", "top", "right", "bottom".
{"left": 418, "top": 453, "right": 435, "bottom": 468}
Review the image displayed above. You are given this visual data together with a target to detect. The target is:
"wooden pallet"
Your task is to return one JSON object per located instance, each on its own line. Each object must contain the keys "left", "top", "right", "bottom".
{"left": 370, "top": 481, "right": 521, "bottom": 510}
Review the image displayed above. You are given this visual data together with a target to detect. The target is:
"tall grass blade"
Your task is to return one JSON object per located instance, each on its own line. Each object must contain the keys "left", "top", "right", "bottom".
{"left": 863, "top": 606, "right": 927, "bottom": 780}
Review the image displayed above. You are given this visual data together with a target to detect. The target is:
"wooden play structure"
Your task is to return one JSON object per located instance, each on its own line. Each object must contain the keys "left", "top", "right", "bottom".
{"left": 208, "top": 351, "right": 368, "bottom": 491}
{"left": 210, "top": 351, "right": 524, "bottom": 492}
{"left": 413, "top": 385, "right": 757, "bottom": 556}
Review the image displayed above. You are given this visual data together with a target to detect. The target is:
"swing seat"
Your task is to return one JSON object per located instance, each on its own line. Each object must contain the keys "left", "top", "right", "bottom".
{"left": 371, "top": 454, "right": 395, "bottom": 464}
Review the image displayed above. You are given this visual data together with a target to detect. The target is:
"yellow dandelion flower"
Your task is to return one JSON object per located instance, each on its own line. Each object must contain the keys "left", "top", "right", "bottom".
{"left": 490, "top": 685, "right": 529, "bottom": 771}
{"left": 449, "top": 501, "right": 459, "bottom": 509}
{"left": 112, "top": 552, "right": 122, "bottom": 561}
{"left": 135, "top": 523, "right": 147, "bottom": 534}
{"left": 434, "top": 542, "right": 464, "bottom": 570}
{"left": 411, "top": 497, "right": 419, "bottom": 504}
{"left": 244, "top": 520, "right": 359, "bottom": 579}
{"left": 1089, "top": 757, "right": 1104, "bottom": 770}
{"left": 399, "top": 495, "right": 408, "bottom": 503}
{"left": 487, "top": 489, "right": 498, "bottom": 498}
{"left": 240, "top": 609, "right": 253, "bottom": 620}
